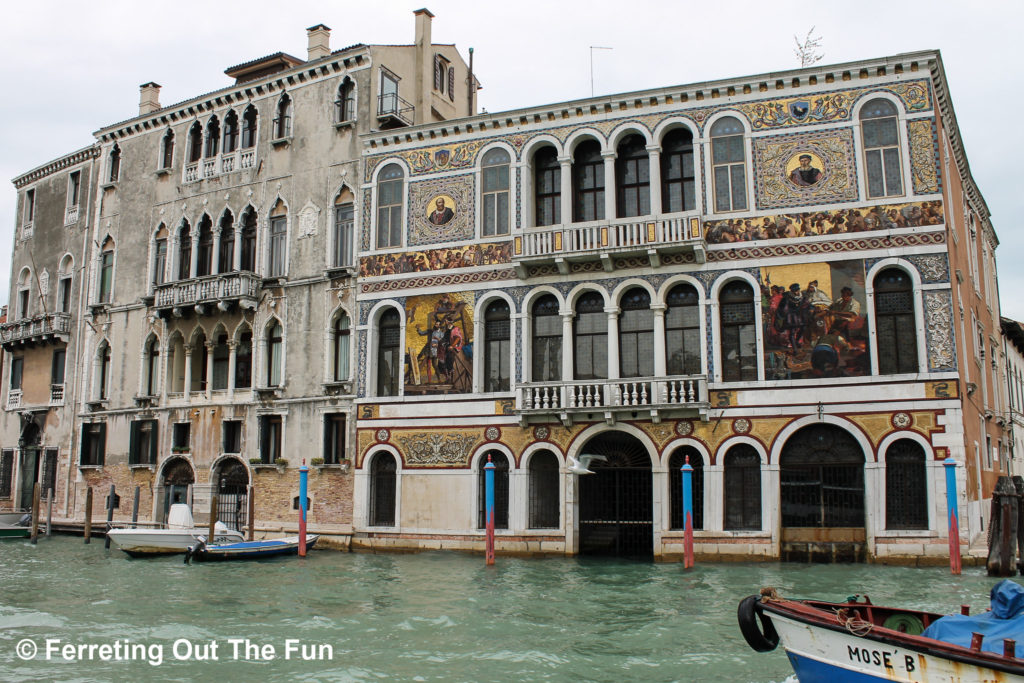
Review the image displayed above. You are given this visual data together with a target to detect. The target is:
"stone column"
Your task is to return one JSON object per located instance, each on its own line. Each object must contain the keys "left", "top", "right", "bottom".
{"left": 227, "top": 340, "right": 238, "bottom": 399}
{"left": 233, "top": 224, "right": 243, "bottom": 271}
{"left": 169, "top": 236, "right": 180, "bottom": 281}
{"left": 205, "top": 341, "right": 215, "bottom": 399}
{"left": 558, "top": 156, "right": 572, "bottom": 225}
{"left": 189, "top": 233, "right": 200, "bottom": 278}
{"left": 183, "top": 345, "right": 193, "bottom": 400}
{"left": 212, "top": 228, "right": 222, "bottom": 274}
{"left": 561, "top": 310, "right": 574, "bottom": 381}
{"left": 647, "top": 145, "right": 662, "bottom": 216}
{"left": 606, "top": 306, "right": 620, "bottom": 380}
{"left": 602, "top": 152, "right": 616, "bottom": 221}
{"left": 652, "top": 302, "right": 667, "bottom": 378}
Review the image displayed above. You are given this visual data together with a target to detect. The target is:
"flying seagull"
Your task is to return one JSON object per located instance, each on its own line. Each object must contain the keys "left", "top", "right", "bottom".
{"left": 567, "top": 453, "right": 607, "bottom": 475}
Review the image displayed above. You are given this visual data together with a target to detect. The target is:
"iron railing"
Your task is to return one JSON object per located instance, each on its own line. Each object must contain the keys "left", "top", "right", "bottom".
{"left": 377, "top": 93, "right": 414, "bottom": 126}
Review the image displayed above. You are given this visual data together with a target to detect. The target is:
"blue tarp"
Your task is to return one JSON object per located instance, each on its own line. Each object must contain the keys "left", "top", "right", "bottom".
{"left": 921, "top": 580, "right": 1024, "bottom": 657}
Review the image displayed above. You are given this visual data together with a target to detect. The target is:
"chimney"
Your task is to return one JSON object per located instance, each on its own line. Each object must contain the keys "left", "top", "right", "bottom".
{"left": 307, "top": 24, "right": 331, "bottom": 61}
{"left": 413, "top": 8, "right": 434, "bottom": 125}
{"left": 139, "top": 82, "right": 161, "bottom": 116}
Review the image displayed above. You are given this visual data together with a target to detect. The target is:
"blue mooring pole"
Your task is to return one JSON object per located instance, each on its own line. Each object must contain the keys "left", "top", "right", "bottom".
{"left": 944, "top": 457, "right": 961, "bottom": 575}
{"left": 681, "top": 456, "right": 694, "bottom": 569}
{"left": 485, "top": 454, "right": 495, "bottom": 566}
{"left": 299, "top": 459, "right": 309, "bottom": 557}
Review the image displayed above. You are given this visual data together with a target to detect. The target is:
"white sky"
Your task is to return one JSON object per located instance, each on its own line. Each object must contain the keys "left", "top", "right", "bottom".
{"left": 1, "top": 1, "right": 1020, "bottom": 317}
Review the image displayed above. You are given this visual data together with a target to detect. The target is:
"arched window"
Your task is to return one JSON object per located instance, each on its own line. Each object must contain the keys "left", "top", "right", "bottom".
{"left": 235, "top": 329, "right": 252, "bottom": 389}
{"left": 334, "top": 313, "right": 351, "bottom": 382}
{"left": 572, "top": 140, "right": 604, "bottom": 222}
{"left": 188, "top": 122, "right": 203, "bottom": 163}
{"left": 531, "top": 294, "right": 562, "bottom": 382}
{"left": 662, "top": 128, "right": 695, "bottom": 213}
{"left": 218, "top": 211, "right": 234, "bottom": 273}
{"left": 57, "top": 256, "right": 73, "bottom": 314}
{"left": 669, "top": 447, "right": 704, "bottom": 530}
{"left": 266, "top": 321, "right": 283, "bottom": 387}
{"left": 241, "top": 106, "right": 258, "bottom": 149}
{"left": 377, "top": 309, "right": 401, "bottom": 396}
{"left": 376, "top": 164, "right": 404, "bottom": 249}
{"left": 885, "top": 439, "right": 927, "bottom": 530}
{"left": 196, "top": 215, "right": 214, "bottom": 277}
{"left": 144, "top": 336, "right": 160, "bottom": 396}
{"left": 190, "top": 331, "right": 207, "bottom": 392}
{"left": 860, "top": 98, "right": 903, "bottom": 198}
{"left": 528, "top": 450, "right": 559, "bottom": 528}
{"left": 723, "top": 444, "right": 761, "bottom": 530}
{"left": 97, "top": 341, "right": 112, "bottom": 400}
{"left": 204, "top": 116, "right": 220, "bottom": 158}
{"left": 160, "top": 130, "right": 174, "bottom": 170}
{"left": 482, "top": 148, "right": 510, "bottom": 236}
{"left": 268, "top": 201, "right": 287, "bottom": 277}
{"left": 222, "top": 111, "right": 239, "bottom": 154}
{"left": 477, "top": 452, "right": 509, "bottom": 529}
{"left": 369, "top": 453, "right": 397, "bottom": 526}
{"left": 615, "top": 134, "right": 650, "bottom": 218}
{"left": 710, "top": 117, "right": 747, "bottom": 212}
{"left": 99, "top": 238, "right": 115, "bottom": 304}
{"left": 274, "top": 94, "right": 292, "bottom": 139}
{"left": 177, "top": 221, "right": 192, "bottom": 280}
{"left": 719, "top": 280, "right": 756, "bottom": 382}
{"left": 333, "top": 188, "right": 355, "bottom": 268}
{"left": 167, "top": 334, "right": 185, "bottom": 393}
{"left": 212, "top": 334, "right": 230, "bottom": 391}
{"left": 534, "top": 146, "right": 561, "bottom": 227}
{"left": 484, "top": 299, "right": 511, "bottom": 392}
{"left": 666, "top": 283, "right": 701, "bottom": 375}
{"left": 240, "top": 208, "right": 257, "bottom": 272}
{"left": 874, "top": 267, "right": 918, "bottom": 374}
{"left": 15, "top": 269, "right": 31, "bottom": 319}
{"left": 574, "top": 291, "right": 607, "bottom": 380}
{"left": 108, "top": 144, "right": 121, "bottom": 183}
{"left": 619, "top": 287, "right": 653, "bottom": 378}
{"left": 336, "top": 77, "right": 355, "bottom": 123}
{"left": 152, "top": 224, "right": 168, "bottom": 287}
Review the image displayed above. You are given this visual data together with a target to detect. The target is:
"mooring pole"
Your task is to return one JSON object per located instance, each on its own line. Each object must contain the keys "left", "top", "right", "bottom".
{"left": 247, "top": 485, "right": 255, "bottom": 541}
{"left": 46, "top": 487, "right": 53, "bottom": 536}
{"left": 945, "top": 457, "right": 962, "bottom": 575}
{"left": 681, "top": 456, "right": 694, "bottom": 569}
{"left": 485, "top": 454, "right": 495, "bottom": 566}
{"left": 30, "top": 482, "right": 40, "bottom": 545}
{"left": 298, "top": 460, "right": 309, "bottom": 557}
{"left": 208, "top": 494, "right": 219, "bottom": 542}
{"left": 104, "top": 484, "right": 116, "bottom": 549}
{"left": 84, "top": 487, "right": 93, "bottom": 544}
{"left": 131, "top": 486, "right": 140, "bottom": 525}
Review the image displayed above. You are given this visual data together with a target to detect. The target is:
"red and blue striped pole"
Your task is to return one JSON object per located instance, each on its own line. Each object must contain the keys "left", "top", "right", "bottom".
{"left": 299, "top": 459, "right": 309, "bottom": 557}
{"left": 681, "top": 455, "right": 694, "bottom": 569}
{"left": 944, "top": 457, "right": 960, "bottom": 575}
{"left": 485, "top": 454, "right": 495, "bottom": 566}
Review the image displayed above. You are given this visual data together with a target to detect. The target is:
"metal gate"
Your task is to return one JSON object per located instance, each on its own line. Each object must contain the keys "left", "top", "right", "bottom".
{"left": 780, "top": 424, "right": 865, "bottom": 528}
{"left": 216, "top": 459, "right": 249, "bottom": 532}
{"left": 577, "top": 432, "right": 653, "bottom": 559}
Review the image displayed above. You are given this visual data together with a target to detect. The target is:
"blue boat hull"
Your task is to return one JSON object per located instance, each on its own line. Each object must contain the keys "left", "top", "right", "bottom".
{"left": 188, "top": 535, "right": 319, "bottom": 562}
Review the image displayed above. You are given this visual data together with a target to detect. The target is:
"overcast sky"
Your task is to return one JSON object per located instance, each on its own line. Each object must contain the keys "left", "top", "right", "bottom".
{"left": 1, "top": 1, "right": 1020, "bottom": 317}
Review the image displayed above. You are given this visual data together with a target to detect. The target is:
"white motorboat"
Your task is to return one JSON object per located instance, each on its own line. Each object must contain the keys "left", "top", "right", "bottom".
{"left": 106, "top": 504, "right": 244, "bottom": 556}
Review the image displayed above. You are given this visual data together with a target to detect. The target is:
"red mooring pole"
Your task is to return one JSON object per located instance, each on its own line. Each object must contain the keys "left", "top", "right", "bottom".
{"left": 485, "top": 454, "right": 495, "bottom": 566}
{"left": 944, "top": 457, "right": 961, "bottom": 575}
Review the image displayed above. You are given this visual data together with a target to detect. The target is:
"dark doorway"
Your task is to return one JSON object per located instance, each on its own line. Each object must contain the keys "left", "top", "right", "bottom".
{"left": 161, "top": 457, "right": 195, "bottom": 522}
{"left": 577, "top": 431, "right": 653, "bottom": 559}
{"left": 18, "top": 422, "right": 41, "bottom": 510}
{"left": 215, "top": 458, "right": 249, "bottom": 532}
{"left": 779, "top": 424, "right": 866, "bottom": 561}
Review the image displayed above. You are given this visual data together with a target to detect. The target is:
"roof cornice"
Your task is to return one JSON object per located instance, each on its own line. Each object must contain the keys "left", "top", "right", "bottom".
{"left": 12, "top": 145, "right": 99, "bottom": 188}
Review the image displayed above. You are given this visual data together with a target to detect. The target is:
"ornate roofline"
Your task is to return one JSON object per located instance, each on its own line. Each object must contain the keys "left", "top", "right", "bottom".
{"left": 12, "top": 144, "right": 99, "bottom": 188}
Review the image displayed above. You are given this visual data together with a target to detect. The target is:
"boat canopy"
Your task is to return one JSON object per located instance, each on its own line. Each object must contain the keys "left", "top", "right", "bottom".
{"left": 921, "top": 580, "right": 1024, "bottom": 657}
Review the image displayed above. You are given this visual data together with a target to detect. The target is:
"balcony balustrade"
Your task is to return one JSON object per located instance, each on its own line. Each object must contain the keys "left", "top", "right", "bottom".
{"left": 152, "top": 271, "right": 260, "bottom": 316}
{"left": 516, "top": 375, "right": 708, "bottom": 425}
{"left": 6, "top": 390, "right": 21, "bottom": 411}
{"left": 49, "top": 384, "right": 65, "bottom": 407}
{"left": 513, "top": 212, "right": 705, "bottom": 276}
{"left": 64, "top": 205, "right": 79, "bottom": 225}
{"left": 0, "top": 312, "right": 71, "bottom": 349}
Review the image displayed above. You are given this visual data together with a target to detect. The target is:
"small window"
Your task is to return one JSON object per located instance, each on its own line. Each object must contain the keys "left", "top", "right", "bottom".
{"left": 719, "top": 280, "right": 756, "bottom": 382}
{"left": 223, "top": 421, "right": 242, "bottom": 454}
{"left": 484, "top": 299, "right": 511, "bottom": 392}
{"left": 334, "top": 313, "right": 351, "bottom": 382}
{"left": 222, "top": 111, "right": 239, "bottom": 154}
{"left": 333, "top": 198, "right": 354, "bottom": 267}
{"left": 710, "top": 117, "right": 747, "bottom": 212}
{"left": 860, "top": 99, "right": 903, "bottom": 198}
{"left": 618, "top": 288, "right": 653, "bottom": 378}
{"left": 573, "top": 291, "right": 607, "bottom": 380}
{"left": 23, "top": 189, "right": 35, "bottom": 225}
{"left": 266, "top": 322, "right": 283, "bottom": 387}
{"left": 323, "top": 413, "right": 346, "bottom": 464}
{"left": 68, "top": 170, "right": 81, "bottom": 207}
{"left": 129, "top": 420, "right": 158, "bottom": 466}
{"left": 188, "top": 122, "right": 203, "bottom": 163}
{"left": 235, "top": 331, "right": 253, "bottom": 389}
{"left": 212, "top": 335, "right": 230, "bottom": 390}
{"left": 666, "top": 283, "right": 701, "bottom": 375}
{"left": 724, "top": 445, "right": 761, "bottom": 530}
{"left": 534, "top": 147, "right": 561, "bottom": 227}
{"left": 144, "top": 337, "right": 159, "bottom": 396}
{"left": 178, "top": 221, "right": 192, "bottom": 280}
{"left": 259, "top": 415, "right": 282, "bottom": 464}
{"left": 240, "top": 209, "right": 257, "bottom": 272}
{"left": 108, "top": 144, "right": 121, "bottom": 183}
{"left": 161, "top": 129, "right": 175, "bottom": 169}
{"left": 153, "top": 235, "right": 168, "bottom": 286}
{"left": 241, "top": 106, "right": 258, "bottom": 149}
{"left": 572, "top": 140, "right": 605, "bottom": 223}
{"left": 481, "top": 148, "right": 510, "bottom": 236}
{"left": 874, "top": 268, "right": 918, "bottom": 374}
{"left": 336, "top": 77, "right": 355, "bottom": 123}
{"left": 615, "top": 134, "right": 650, "bottom": 218}
{"left": 268, "top": 205, "right": 287, "bottom": 278}
{"left": 80, "top": 423, "right": 106, "bottom": 467}
{"left": 531, "top": 294, "right": 562, "bottom": 382}
{"left": 376, "top": 164, "right": 404, "bottom": 249}
{"left": 379, "top": 71, "right": 400, "bottom": 116}
{"left": 58, "top": 276, "right": 72, "bottom": 314}
{"left": 274, "top": 94, "right": 292, "bottom": 139}
{"left": 99, "top": 247, "right": 114, "bottom": 304}
{"left": 51, "top": 348, "right": 66, "bottom": 386}
{"left": 377, "top": 309, "right": 401, "bottom": 396}
{"left": 527, "top": 450, "right": 559, "bottom": 529}
{"left": 218, "top": 211, "right": 235, "bottom": 273}
{"left": 661, "top": 128, "right": 695, "bottom": 213}
{"left": 10, "top": 357, "right": 23, "bottom": 390}
{"left": 196, "top": 215, "right": 214, "bottom": 277}
{"left": 204, "top": 116, "right": 220, "bottom": 158}
{"left": 172, "top": 422, "right": 191, "bottom": 451}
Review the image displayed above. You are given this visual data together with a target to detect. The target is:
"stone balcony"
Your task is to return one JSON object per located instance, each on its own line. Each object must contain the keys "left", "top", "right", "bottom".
{"left": 151, "top": 271, "right": 260, "bottom": 317}
{"left": 516, "top": 375, "right": 709, "bottom": 426}
{"left": 512, "top": 212, "right": 706, "bottom": 277}
{"left": 0, "top": 312, "right": 71, "bottom": 350}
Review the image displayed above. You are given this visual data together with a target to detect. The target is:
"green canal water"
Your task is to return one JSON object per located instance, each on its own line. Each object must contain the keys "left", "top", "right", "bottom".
{"left": 0, "top": 536, "right": 1014, "bottom": 682}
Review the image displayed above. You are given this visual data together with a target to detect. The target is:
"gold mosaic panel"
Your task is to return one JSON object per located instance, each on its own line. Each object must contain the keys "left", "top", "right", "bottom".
{"left": 753, "top": 129, "right": 858, "bottom": 209}
{"left": 908, "top": 118, "right": 939, "bottom": 194}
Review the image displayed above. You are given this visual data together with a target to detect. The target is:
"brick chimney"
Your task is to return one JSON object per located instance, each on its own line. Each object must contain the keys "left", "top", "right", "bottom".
{"left": 413, "top": 8, "right": 434, "bottom": 125}
{"left": 307, "top": 24, "right": 331, "bottom": 61}
{"left": 139, "top": 82, "right": 161, "bottom": 115}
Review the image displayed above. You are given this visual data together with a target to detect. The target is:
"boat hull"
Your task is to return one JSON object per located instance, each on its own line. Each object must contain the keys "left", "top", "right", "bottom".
{"left": 107, "top": 528, "right": 245, "bottom": 556}
{"left": 189, "top": 535, "right": 319, "bottom": 562}
{"left": 0, "top": 525, "right": 30, "bottom": 539}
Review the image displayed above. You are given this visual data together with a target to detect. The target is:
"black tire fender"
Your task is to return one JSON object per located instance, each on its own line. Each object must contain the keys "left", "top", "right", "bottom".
{"left": 737, "top": 595, "right": 779, "bottom": 652}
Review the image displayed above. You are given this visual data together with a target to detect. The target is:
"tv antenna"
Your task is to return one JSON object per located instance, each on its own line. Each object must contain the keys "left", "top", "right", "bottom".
{"left": 590, "top": 46, "right": 613, "bottom": 97}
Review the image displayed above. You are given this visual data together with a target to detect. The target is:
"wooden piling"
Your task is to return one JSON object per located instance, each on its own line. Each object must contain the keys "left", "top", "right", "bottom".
{"left": 247, "top": 486, "right": 255, "bottom": 541}
{"left": 29, "top": 482, "right": 40, "bottom": 544}
{"left": 46, "top": 488, "right": 53, "bottom": 536}
{"left": 131, "top": 486, "right": 140, "bottom": 525}
{"left": 208, "top": 494, "right": 218, "bottom": 541}
{"left": 84, "top": 487, "right": 93, "bottom": 543}
{"left": 104, "top": 484, "right": 116, "bottom": 549}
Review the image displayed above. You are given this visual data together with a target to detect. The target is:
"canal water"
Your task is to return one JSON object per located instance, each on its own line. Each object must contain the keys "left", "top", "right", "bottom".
{"left": 0, "top": 536, "right": 1013, "bottom": 682}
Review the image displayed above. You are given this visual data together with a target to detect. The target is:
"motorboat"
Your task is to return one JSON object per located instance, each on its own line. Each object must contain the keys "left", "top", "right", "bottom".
{"left": 738, "top": 581, "right": 1024, "bottom": 682}
{"left": 106, "top": 504, "right": 244, "bottom": 557}
{"left": 0, "top": 513, "right": 30, "bottom": 539}
{"left": 185, "top": 534, "right": 318, "bottom": 563}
